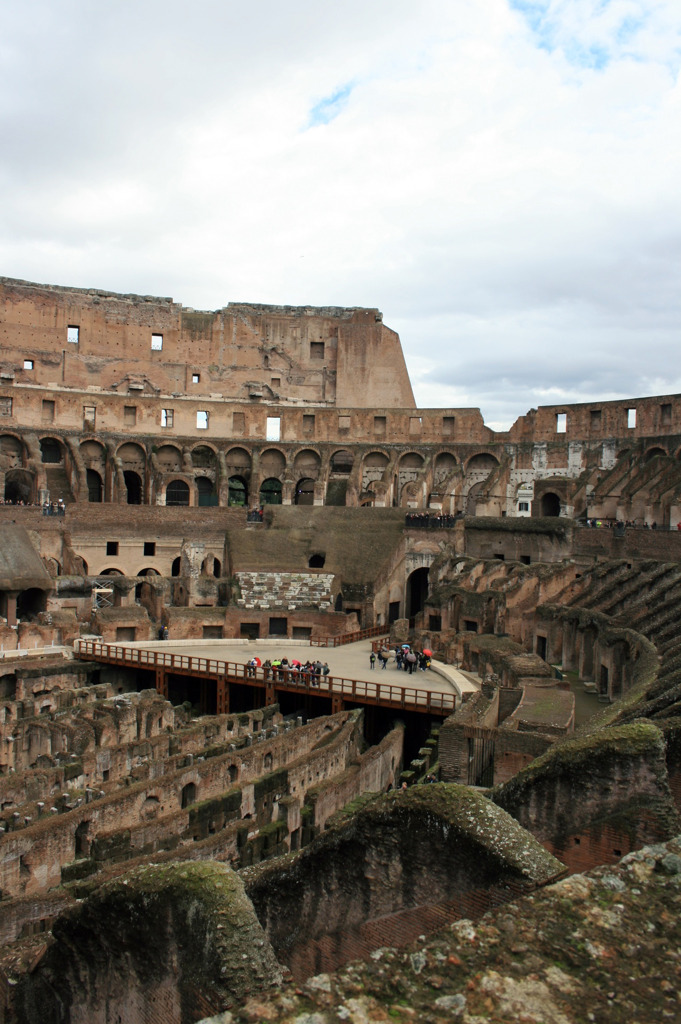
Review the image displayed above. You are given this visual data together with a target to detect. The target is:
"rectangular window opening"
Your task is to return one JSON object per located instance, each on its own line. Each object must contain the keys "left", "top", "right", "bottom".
{"left": 443, "top": 416, "right": 455, "bottom": 436}
{"left": 556, "top": 412, "right": 567, "bottom": 433}
{"left": 232, "top": 411, "right": 245, "bottom": 434}
{"left": 83, "top": 406, "right": 96, "bottom": 429}
{"left": 23, "top": 359, "right": 34, "bottom": 370}
{"left": 197, "top": 410, "right": 208, "bottom": 430}
{"left": 338, "top": 415, "right": 351, "bottom": 431}
{"left": 143, "top": 542, "right": 156, "bottom": 556}
{"left": 42, "top": 399, "right": 55, "bottom": 422}
{"left": 374, "top": 415, "right": 386, "bottom": 435}
{"left": 310, "top": 341, "right": 325, "bottom": 359}
{"left": 518, "top": 501, "right": 529, "bottom": 512}
{"left": 590, "top": 409, "right": 601, "bottom": 430}
{"left": 124, "top": 405, "right": 137, "bottom": 426}
{"left": 67, "top": 325, "right": 79, "bottom": 344}
{"left": 266, "top": 416, "right": 281, "bottom": 441}
{"left": 661, "top": 403, "right": 672, "bottom": 426}
{"left": 0, "top": 397, "right": 12, "bottom": 417}
{"left": 627, "top": 407, "right": 637, "bottom": 429}
{"left": 161, "top": 408, "right": 174, "bottom": 428}
{"left": 303, "top": 414, "right": 315, "bottom": 435}
{"left": 192, "top": 373, "right": 200, "bottom": 384}
{"left": 151, "top": 333, "right": 163, "bottom": 351}
{"left": 271, "top": 377, "right": 281, "bottom": 389}
{"left": 409, "top": 416, "right": 422, "bottom": 435}
{"left": 106, "top": 541, "right": 119, "bottom": 556}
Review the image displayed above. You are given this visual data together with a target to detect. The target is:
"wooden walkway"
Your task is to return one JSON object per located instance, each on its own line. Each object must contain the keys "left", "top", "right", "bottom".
{"left": 74, "top": 640, "right": 457, "bottom": 717}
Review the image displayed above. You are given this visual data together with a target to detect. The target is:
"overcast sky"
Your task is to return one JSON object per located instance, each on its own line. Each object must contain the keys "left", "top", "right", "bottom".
{"left": 1, "top": 0, "right": 679, "bottom": 429}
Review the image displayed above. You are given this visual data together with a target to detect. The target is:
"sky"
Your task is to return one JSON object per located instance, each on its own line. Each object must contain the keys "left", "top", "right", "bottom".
{"left": 1, "top": 0, "right": 679, "bottom": 430}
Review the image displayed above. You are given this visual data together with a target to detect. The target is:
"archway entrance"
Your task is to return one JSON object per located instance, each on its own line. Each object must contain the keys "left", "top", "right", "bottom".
{"left": 124, "top": 471, "right": 142, "bottom": 505}
{"left": 228, "top": 476, "right": 247, "bottom": 507}
{"left": 4, "top": 469, "right": 33, "bottom": 504}
{"left": 87, "top": 469, "right": 103, "bottom": 502}
{"left": 166, "top": 479, "right": 189, "bottom": 506}
{"left": 260, "top": 478, "right": 282, "bottom": 505}
{"left": 196, "top": 476, "right": 218, "bottom": 507}
{"left": 541, "top": 492, "right": 561, "bottom": 517}
{"left": 295, "top": 478, "right": 315, "bottom": 505}
{"left": 406, "top": 567, "right": 429, "bottom": 623}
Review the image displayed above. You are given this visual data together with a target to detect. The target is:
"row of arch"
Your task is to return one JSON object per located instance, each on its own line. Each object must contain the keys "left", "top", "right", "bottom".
{"left": 1, "top": 431, "right": 508, "bottom": 508}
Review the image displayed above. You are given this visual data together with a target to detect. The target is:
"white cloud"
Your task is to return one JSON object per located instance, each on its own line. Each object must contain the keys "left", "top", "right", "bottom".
{"left": 1, "top": 0, "right": 680, "bottom": 427}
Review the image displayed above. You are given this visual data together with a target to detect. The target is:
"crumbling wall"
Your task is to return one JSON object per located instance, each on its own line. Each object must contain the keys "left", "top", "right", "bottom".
{"left": 244, "top": 784, "right": 564, "bottom": 980}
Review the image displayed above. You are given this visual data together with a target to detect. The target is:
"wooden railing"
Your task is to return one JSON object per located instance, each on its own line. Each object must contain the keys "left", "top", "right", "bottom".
{"left": 310, "top": 625, "right": 389, "bottom": 648}
{"left": 73, "top": 640, "right": 455, "bottom": 715}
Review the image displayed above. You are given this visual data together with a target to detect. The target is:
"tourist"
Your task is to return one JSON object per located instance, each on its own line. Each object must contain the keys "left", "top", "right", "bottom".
{"left": 369, "top": 651, "right": 376, "bottom": 669}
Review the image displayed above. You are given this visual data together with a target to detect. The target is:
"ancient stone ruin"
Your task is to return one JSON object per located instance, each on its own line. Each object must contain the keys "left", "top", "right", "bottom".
{"left": 0, "top": 276, "right": 680, "bottom": 1022}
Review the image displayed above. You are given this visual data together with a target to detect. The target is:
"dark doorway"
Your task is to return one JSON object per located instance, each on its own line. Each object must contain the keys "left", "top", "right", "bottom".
{"left": 40, "top": 438, "right": 62, "bottom": 463}
{"left": 16, "top": 588, "right": 46, "bottom": 620}
{"left": 87, "top": 469, "right": 103, "bottom": 502}
{"left": 541, "top": 492, "right": 561, "bottom": 517}
{"left": 124, "top": 471, "right": 143, "bottom": 504}
{"left": 295, "top": 478, "right": 315, "bottom": 505}
{"left": 4, "top": 469, "right": 33, "bottom": 504}
{"left": 406, "top": 567, "right": 429, "bottom": 620}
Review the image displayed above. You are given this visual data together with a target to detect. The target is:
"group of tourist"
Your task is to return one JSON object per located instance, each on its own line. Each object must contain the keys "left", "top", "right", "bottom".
{"left": 370, "top": 646, "right": 432, "bottom": 673}
{"left": 246, "top": 507, "right": 265, "bottom": 523}
{"left": 42, "top": 499, "right": 66, "bottom": 517}
{"left": 405, "top": 512, "right": 461, "bottom": 528}
{"left": 583, "top": 519, "right": 678, "bottom": 530}
{"left": 245, "top": 657, "right": 331, "bottom": 683}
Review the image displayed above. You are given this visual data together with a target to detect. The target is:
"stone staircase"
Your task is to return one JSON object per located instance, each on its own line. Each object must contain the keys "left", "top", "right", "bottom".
{"left": 235, "top": 572, "right": 336, "bottom": 611}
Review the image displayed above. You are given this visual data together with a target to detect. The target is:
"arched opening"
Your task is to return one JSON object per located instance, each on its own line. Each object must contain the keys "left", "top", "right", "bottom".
{"left": 99, "top": 568, "right": 123, "bottom": 576}
{"left": 86, "top": 469, "right": 103, "bottom": 503}
{"left": 260, "top": 478, "right": 282, "bottom": 505}
{"left": 181, "top": 782, "right": 197, "bottom": 808}
{"left": 196, "top": 476, "right": 218, "bottom": 507}
{"left": 309, "top": 553, "right": 326, "bottom": 568}
{"left": 191, "top": 445, "right": 216, "bottom": 469}
{"left": 4, "top": 469, "right": 34, "bottom": 504}
{"left": 171, "top": 557, "right": 181, "bottom": 577}
{"left": 406, "top": 567, "right": 429, "bottom": 622}
{"left": 166, "top": 479, "right": 190, "bottom": 506}
{"left": 330, "top": 450, "right": 354, "bottom": 474}
{"left": 201, "top": 555, "right": 221, "bottom": 577}
{"left": 541, "top": 492, "right": 561, "bottom": 517}
{"left": 645, "top": 447, "right": 667, "bottom": 462}
{"left": 40, "top": 437, "right": 62, "bottom": 464}
{"left": 295, "top": 478, "right": 315, "bottom": 505}
{"left": 17, "top": 588, "right": 47, "bottom": 621}
{"left": 334, "top": 593, "right": 343, "bottom": 611}
{"left": 124, "top": 471, "right": 143, "bottom": 505}
{"left": 228, "top": 476, "right": 247, "bottom": 507}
